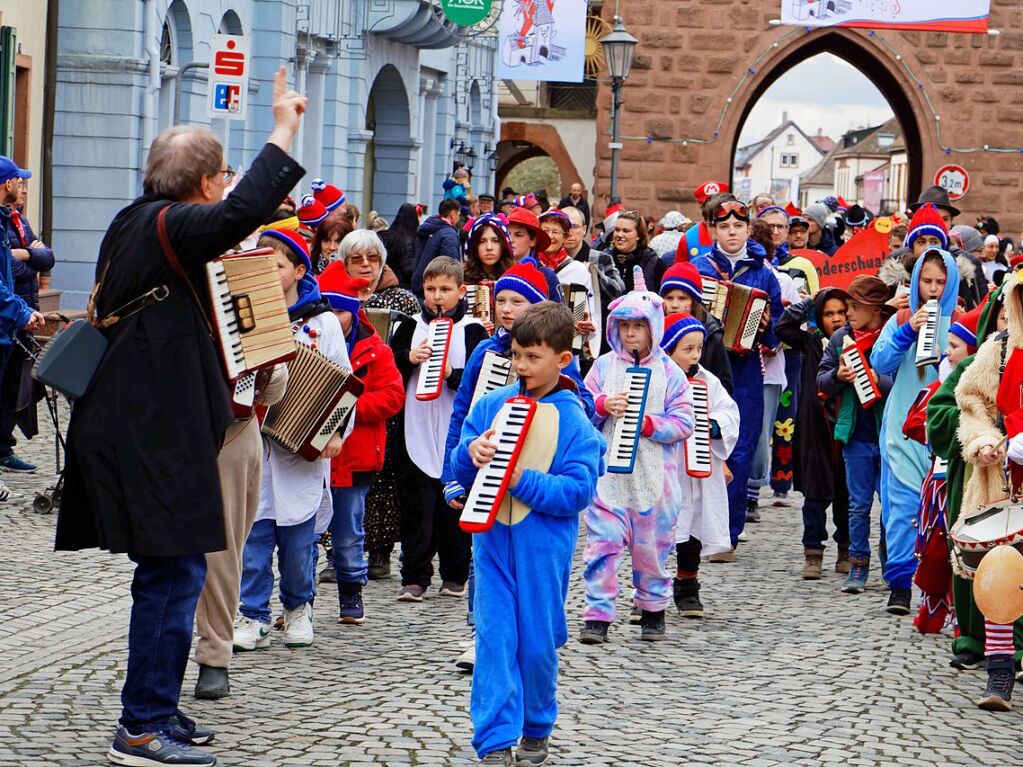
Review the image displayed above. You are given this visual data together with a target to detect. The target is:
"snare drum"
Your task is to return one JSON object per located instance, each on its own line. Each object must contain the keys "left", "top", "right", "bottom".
{"left": 949, "top": 499, "right": 1023, "bottom": 579}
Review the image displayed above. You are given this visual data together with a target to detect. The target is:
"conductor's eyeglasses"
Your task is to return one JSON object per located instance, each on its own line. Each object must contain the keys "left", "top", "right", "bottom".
{"left": 221, "top": 166, "right": 236, "bottom": 184}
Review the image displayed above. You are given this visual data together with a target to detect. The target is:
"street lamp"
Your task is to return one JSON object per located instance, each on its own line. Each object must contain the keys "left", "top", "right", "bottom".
{"left": 487, "top": 147, "right": 499, "bottom": 173}
{"left": 600, "top": 15, "right": 637, "bottom": 206}
{"left": 465, "top": 147, "right": 477, "bottom": 171}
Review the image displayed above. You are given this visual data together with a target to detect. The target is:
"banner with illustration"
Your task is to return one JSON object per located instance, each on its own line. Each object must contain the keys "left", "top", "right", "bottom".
{"left": 496, "top": 0, "right": 587, "bottom": 82}
{"left": 782, "top": 1, "right": 990, "bottom": 34}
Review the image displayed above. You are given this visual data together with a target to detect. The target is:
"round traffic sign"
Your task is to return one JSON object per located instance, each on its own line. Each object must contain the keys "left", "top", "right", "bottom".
{"left": 934, "top": 164, "right": 970, "bottom": 201}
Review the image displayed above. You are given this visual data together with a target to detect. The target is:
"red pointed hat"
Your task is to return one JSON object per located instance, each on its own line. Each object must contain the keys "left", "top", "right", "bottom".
{"left": 906, "top": 203, "right": 949, "bottom": 250}
{"left": 298, "top": 194, "right": 328, "bottom": 227}
{"left": 494, "top": 260, "right": 549, "bottom": 304}
{"left": 660, "top": 262, "right": 703, "bottom": 302}
{"left": 785, "top": 201, "right": 802, "bottom": 217}
{"left": 694, "top": 181, "right": 730, "bottom": 203}
{"left": 949, "top": 302, "right": 983, "bottom": 352}
{"left": 505, "top": 205, "right": 551, "bottom": 253}
{"left": 311, "top": 178, "right": 346, "bottom": 212}
{"left": 317, "top": 260, "right": 368, "bottom": 314}
{"left": 261, "top": 227, "right": 312, "bottom": 272}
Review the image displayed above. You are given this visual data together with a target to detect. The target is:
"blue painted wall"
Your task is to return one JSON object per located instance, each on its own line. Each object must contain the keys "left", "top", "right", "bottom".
{"left": 53, "top": 0, "right": 499, "bottom": 307}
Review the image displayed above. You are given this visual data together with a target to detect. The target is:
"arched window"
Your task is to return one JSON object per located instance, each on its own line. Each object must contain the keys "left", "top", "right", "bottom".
{"left": 159, "top": 19, "right": 173, "bottom": 66}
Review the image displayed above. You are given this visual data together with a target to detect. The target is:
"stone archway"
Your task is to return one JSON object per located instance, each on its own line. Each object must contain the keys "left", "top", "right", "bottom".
{"left": 593, "top": 2, "right": 1023, "bottom": 230}
{"left": 497, "top": 122, "right": 582, "bottom": 192}
{"left": 365, "top": 65, "right": 413, "bottom": 221}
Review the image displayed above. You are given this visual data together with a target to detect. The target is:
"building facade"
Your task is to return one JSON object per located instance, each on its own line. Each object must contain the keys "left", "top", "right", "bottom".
{"left": 53, "top": 0, "right": 499, "bottom": 307}
{"left": 733, "top": 116, "right": 831, "bottom": 204}
{"left": 0, "top": 1, "right": 49, "bottom": 224}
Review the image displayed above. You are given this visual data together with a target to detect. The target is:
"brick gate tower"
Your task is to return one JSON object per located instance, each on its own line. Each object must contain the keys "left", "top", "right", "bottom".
{"left": 593, "top": 1, "right": 1023, "bottom": 231}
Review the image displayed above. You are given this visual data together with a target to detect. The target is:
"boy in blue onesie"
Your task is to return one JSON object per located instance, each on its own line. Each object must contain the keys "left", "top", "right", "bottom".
{"left": 691, "top": 195, "right": 783, "bottom": 553}
{"left": 452, "top": 302, "right": 604, "bottom": 767}
{"left": 442, "top": 261, "right": 594, "bottom": 672}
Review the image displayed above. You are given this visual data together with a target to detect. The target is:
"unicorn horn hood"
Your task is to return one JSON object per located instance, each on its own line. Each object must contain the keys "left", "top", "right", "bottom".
{"left": 605, "top": 265, "right": 666, "bottom": 361}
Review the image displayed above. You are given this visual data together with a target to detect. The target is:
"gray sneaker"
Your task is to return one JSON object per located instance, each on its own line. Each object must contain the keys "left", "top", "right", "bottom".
{"left": 515, "top": 736, "right": 549, "bottom": 766}
{"left": 397, "top": 585, "right": 425, "bottom": 602}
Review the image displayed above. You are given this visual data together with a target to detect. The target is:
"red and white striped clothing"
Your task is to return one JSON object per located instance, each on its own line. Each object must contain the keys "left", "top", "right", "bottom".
{"left": 984, "top": 620, "right": 1015, "bottom": 657}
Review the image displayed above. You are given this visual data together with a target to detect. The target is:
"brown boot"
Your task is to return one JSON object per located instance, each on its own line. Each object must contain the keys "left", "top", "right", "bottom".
{"left": 803, "top": 548, "right": 824, "bottom": 580}
{"left": 835, "top": 545, "right": 851, "bottom": 574}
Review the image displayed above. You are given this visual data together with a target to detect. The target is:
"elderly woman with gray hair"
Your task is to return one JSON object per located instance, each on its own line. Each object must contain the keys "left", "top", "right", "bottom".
{"left": 334, "top": 229, "right": 418, "bottom": 579}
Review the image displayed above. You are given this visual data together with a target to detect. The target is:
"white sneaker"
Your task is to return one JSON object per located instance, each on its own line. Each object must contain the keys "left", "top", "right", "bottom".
{"left": 232, "top": 615, "right": 271, "bottom": 651}
{"left": 454, "top": 643, "right": 476, "bottom": 672}
{"left": 283, "top": 603, "right": 314, "bottom": 648}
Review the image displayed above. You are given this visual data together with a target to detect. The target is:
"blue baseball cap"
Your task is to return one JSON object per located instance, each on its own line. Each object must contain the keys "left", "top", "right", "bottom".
{"left": 0, "top": 157, "right": 30, "bottom": 184}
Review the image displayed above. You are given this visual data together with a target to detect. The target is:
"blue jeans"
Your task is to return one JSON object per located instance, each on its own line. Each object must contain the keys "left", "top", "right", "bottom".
{"left": 329, "top": 485, "right": 370, "bottom": 586}
{"left": 239, "top": 517, "right": 317, "bottom": 623}
{"left": 121, "top": 553, "right": 207, "bottom": 731}
{"left": 844, "top": 439, "right": 882, "bottom": 561}
{"left": 749, "top": 383, "right": 782, "bottom": 490}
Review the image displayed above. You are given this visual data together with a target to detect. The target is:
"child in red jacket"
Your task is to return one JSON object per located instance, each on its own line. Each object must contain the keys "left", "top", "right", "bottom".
{"left": 318, "top": 262, "right": 405, "bottom": 624}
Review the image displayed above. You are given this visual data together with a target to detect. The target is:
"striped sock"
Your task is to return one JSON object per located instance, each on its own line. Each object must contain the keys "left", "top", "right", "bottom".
{"left": 984, "top": 620, "right": 1014, "bottom": 658}
{"left": 746, "top": 485, "right": 759, "bottom": 503}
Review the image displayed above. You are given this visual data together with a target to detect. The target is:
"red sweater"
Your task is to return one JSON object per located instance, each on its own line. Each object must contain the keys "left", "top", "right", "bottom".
{"left": 330, "top": 310, "right": 405, "bottom": 488}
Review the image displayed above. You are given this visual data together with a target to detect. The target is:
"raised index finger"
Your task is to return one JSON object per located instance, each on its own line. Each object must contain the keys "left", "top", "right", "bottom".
{"left": 273, "top": 66, "right": 287, "bottom": 101}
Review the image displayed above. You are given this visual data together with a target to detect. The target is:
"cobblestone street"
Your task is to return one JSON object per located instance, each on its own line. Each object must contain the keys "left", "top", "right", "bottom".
{"left": 1, "top": 413, "right": 1021, "bottom": 766}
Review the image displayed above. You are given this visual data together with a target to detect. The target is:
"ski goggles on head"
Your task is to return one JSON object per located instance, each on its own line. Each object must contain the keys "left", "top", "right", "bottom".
{"left": 711, "top": 201, "right": 750, "bottom": 224}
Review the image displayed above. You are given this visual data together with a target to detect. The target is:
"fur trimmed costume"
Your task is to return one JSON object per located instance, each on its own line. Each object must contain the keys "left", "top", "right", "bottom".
{"left": 582, "top": 282, "right": 695, "bottom": 621}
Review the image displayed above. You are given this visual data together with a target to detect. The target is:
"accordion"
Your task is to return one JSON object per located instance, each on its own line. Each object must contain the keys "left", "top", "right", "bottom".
{"left": 466, "top": 282, "right": 493, "bottom": 327}
{"left": 700, "top": 276, "right": 730, "bottom": 321}
{"left": 365, "top": 307, "right": 404, "bottom": 342}
{"left": 459, "top": 393, "right": 537, "bottom": 533}
{"left": 840, "top": 339, "right": 882, "bottom": 409}
{"left": 915, "top": 299, "right": 940, "bottom": 368}
{"left": 720, "top": 283, "right": 769, "bottom": 354}
{"left": 206, "top": 250, "right": 296, "bottom": 382}
{"left": 262, "top": 343, "right": 364, "bottom": 461}
{"left": 684, "top": 379, "right": 712, "bottom": 478}
{"left": 607, "top": 356, "right": 651, "bottom": 474}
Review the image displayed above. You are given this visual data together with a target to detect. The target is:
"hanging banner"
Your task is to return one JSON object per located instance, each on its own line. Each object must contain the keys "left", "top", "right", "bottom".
{"left": 496, "top": 0, "right": 587, "bottom": 83}
{"left": 782, "top": 1, "right": 990, "bottom": 34}
{"left": 441, "top": 0, "right": 493, "bottom": 27}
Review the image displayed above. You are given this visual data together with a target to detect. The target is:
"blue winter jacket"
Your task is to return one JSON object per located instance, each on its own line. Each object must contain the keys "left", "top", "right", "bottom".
{"left": 4, "top": 209, "right": 54, "bottom": 309}
{"left": 411, "top": 216, "right": 462, "bottom": 296}
{"left": 690, "top": 240, "right": 784, "bottom": 348}
{"left": 440, "top": 326, "right": 594, "bottom": 489}
{"left": 0, "top": 208, "right": 34, "bottom": 345}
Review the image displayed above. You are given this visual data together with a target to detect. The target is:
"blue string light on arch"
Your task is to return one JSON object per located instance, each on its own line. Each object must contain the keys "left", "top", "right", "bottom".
{"left": 619, "top": 26, "right": 1023, "bottom": 155}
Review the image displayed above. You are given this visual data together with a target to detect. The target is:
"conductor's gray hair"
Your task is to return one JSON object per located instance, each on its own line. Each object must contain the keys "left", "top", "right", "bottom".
{"left": 144, "top": 125, "right": 223, "bottom": 200}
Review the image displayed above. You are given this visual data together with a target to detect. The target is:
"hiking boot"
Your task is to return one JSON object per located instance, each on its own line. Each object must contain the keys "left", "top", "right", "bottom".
{"left": 745, "top": 500, "right": 761, "bottom": 523}
{"left": 439, "top": 581, "right": 467, "bottom": 597}
{"left": 628, "top": 606, "right": 642, "bottom": 624}
{"left": 835, "top": 545, "right": 851, "bottom": 574}
{"left": 886, "top": 588, "right": 912, "bottom": 615}
{"left": 338, "top": 587, "right": 365, "bottom": 625}
{"left": 950, "top": 650, "right": 985, "bottom": 670}
{"left": 640, "top": 610, "right": 667, "bottom": 641}
{"left": 672, "top": 577, "right": 704, "bottom": 618}
{"left": 977, "top": 655, "right": 1015, "bottom": 711}
{"left": 841, "top": 557, "right": 869, "bottom": 594}
{"left": 232, "top": 616, "right": 270, "bottom": 651}
{"left": 368, "top": 551, "right": 391, "bottom": 580}
{"left": 479, "top": 748, "right": 514, "bottom": 766}
{"left": 515, "top": 736, "right": 550, "bottom": 766}
{"left": 802, "top": 548, "right": 824, "bottom": 580}
{"left": 193, "top": 665, "right": 229, "bottom": 700}
{"left": 397, "top": 584, "right": 425, "bottom": 602}
{"left": 708, "top": 549, "right": 735, "bottom": 563}
{"left": 578, "top": 620, "right": 610, "bottom": 644}
{"left": 107, "top": 726, "right": 215, "bottom": 766}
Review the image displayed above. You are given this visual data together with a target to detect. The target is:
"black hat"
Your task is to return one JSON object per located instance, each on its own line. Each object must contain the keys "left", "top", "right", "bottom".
{"left": 844, "top": 204, "right": 873, "bottom": 228}
{"left": 908, "top": 185, "right": 960, "bottom": 218}
{"left": 501, "top": 187, "right": 516, "bottom": 198}
{"left": 788, "top": 215, "right": 810, "bottom": 230}
{"left": 478, "top": 193, "right": 496, "bottom": 202}
{"left": 977, "top": 215, "right": 1000, "bottom": 236}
